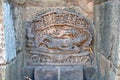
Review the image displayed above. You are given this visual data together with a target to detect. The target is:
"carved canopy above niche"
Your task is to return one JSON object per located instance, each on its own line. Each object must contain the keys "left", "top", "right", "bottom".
{"left": 26, "top": 10, "right": 94, "bottom": 66}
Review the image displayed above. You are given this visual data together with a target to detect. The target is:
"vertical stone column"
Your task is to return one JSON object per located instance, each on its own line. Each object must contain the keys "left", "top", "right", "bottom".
{"left": 94, "top": 0, "right": 120, "bottom": 80}
{"left": 3, "top": 1, "right": 26, "bottom": 80}
{"left": 0, "top": 0, "right": 6, "bottom": 80}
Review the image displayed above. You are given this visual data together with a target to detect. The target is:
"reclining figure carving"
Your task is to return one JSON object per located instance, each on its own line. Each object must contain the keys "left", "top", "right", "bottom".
{"left": 38, "top": 28, "right": 90, "bottom": 52}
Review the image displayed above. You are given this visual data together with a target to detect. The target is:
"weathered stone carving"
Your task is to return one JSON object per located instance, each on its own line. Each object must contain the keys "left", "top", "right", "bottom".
{"left": 29, "top": 53, "right": 91, "bottom": 66}
{"left": 26, "top": 10, "right": 93, "bottom": 66}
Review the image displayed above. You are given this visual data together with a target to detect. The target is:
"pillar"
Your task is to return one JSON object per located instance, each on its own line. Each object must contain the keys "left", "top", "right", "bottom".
{"left": 94, "top": 0, "right": 120, "bottom": 80}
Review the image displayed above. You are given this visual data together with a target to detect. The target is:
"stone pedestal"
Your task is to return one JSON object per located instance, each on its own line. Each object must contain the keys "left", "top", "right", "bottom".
{"left": 24, "top": 66, "right": 84, "bottom": 80}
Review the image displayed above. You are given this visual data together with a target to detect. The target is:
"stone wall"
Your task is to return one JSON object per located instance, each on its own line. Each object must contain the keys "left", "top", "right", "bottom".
{"left": 94, "top": 0, "right": 120, "bottom": 80}
{"left": 0, "top": 0, "right": 5, "bottom": 65}
{"left": 4, "top": 2, "right": 16, "bottom": 62}
{"left": 4, "top": 0, "right": 26, "bottom": 80}
{"left": 10, "top": 0, "right": 93, "bottom": 21}
{"left": 4, "top": 0, "right": 94, "bottom": 80}
{"left": 0, "top": 0, "right": 6, "bottom": 80}
{"left": 1, "top": 0, "right": 120, "bottom": 80}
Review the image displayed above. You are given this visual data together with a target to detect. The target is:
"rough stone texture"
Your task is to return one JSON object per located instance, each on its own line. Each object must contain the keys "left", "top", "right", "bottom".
{"left": 4, "top": 2, "right": 16, "bottom": 62}
{"left": 5, "top": 59, "right": 17, "bottom": 80}
{"left": 9, "top": 2, "right": 27, "bottom": 80}
{"left": 24, "top": 67, "right": 34, "bottom": 80}
{"left": 35, "top": 67, "right": 58, "bottom": 80}
{"left": 13, "top": 5, "right": 26, "bottom": 54}
{"left": 4, "top": 1, "right": 26, "bottom": 80}
{"left": 83, "top": 67, "right": 96, "bottom": 80}
{"left": 25, "top": 6, "right": 90, "bottom": 22}
{"left": 0, "top": 66, "right": 6, "bottom": 80}
{"left": 16, "top": 52, "right": 25, "bottom": 80}
{"left": 95, "top": 1, "right": 119, "bottom": 62}
{"left": 99, "top": 53, "right": 119, "bottom": 80}
{"left": 34, "top": 67, "right": 83, "bottom": 80}
{"left": 96, "top": 53, "right": 112, "bottom": 80}
{"left": 94, "top": 0, "right": 115, "bottom": 4}
{"left": 94, "top": 0, "right": 120, "bottom": 80}
{"left": 0, "top": 0, "right": 5, "bottom": 65}
{"left": 22, "top": 0, "right": 93, "bottom": 21}
{"left": 5, "top": 53, "right": 25, "bottom": 80}
{"left": 61, "top": 68, "right": 83, "bottom": 80}
{"left": 0, "top": 24, "right": 5, "bottom": 64}
{"left": 0, "top": 0, "right": 6, "bottom": 80}
{"left": 95, "top": 0, "right": 120, "bottom": 67}
{"left": 10, "top": 0, "right": 93, "bottom": 8}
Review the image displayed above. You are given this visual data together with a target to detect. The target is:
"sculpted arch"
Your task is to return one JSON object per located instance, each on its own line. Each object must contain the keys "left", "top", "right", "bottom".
{"left": 26, "top": 10, "right": 94, "bottom": 66}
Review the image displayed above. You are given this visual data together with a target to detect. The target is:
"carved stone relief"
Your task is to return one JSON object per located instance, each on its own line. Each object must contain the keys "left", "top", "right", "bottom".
{"left": 26, "top": 10, "right": 93, "bottom": 66}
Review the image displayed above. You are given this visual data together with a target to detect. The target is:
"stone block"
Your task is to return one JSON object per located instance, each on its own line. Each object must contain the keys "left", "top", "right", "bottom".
{"left": 96, "top": 53, "right": 111, "bottom": 80}
{"left": 5, "top": 59, "right": 17, "bottom": 80}
{"left": 83, "top": 67, "right": 96, "bottom": 80}
{"left": 0, "top": 66, "right": 6, "bottom": 80}
{"left": 94, "top": 1, "right": 120, "bottom": 80}
{"left": 34, "top": 67, "right": 58, "bottom": 80}
{"left": 23, "top": 66, "right": 34, "bottom": 80}
{"left": 34, "top": 67, "right": 83, "bottom": 80}
{"left": 60, "top": 68, "right": 83, "bottom": 80}
{"left": 95, "top": 0, "right": 120, "bottom": 66}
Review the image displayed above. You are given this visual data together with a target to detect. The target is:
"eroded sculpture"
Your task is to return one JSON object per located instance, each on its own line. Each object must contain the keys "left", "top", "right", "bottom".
{"left": 26, "top": 10, "right": 93, "bottom": 66}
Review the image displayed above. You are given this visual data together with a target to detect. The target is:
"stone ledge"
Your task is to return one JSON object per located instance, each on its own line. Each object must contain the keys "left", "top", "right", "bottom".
{"left": 10, "top": 0, "right": 93, "bottom": 8}
{"left": 94, "top": 0, "right": 115, "bottom": 5}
